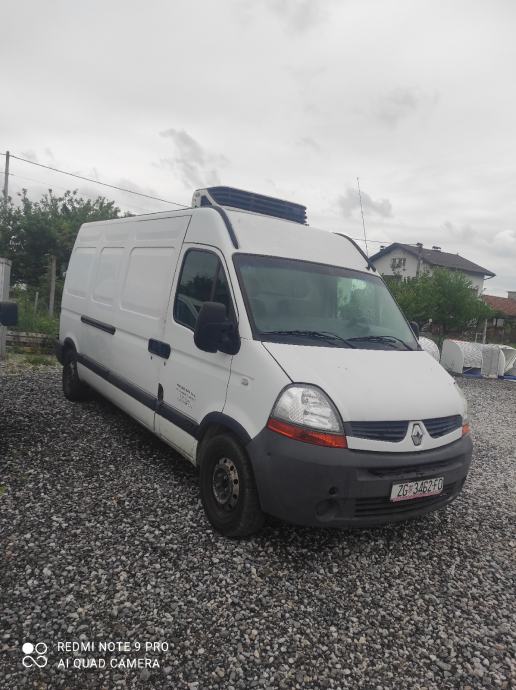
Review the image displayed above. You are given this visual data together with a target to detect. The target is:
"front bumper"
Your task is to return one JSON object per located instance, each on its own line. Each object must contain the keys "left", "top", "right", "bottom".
{"left": 246, "top": 430, "right": 473, "bottom": 527}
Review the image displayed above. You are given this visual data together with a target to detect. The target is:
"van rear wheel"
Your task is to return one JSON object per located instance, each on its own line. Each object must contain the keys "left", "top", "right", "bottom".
{"left": 62, "top": 350, "right": 89, "bottom": 402}
{"left": 200, "top": 434, "right": 265, "bottom": 537}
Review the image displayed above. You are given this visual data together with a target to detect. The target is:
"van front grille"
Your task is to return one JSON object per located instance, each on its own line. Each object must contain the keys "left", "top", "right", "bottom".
{"left": 423, "top": 415, "right": 462, "bottom": 438}
{"left": 348, "top": 415, "right": 462, "bottom": 442}
{"left": 348, "top": 421, "right": 409, "bottom": 442}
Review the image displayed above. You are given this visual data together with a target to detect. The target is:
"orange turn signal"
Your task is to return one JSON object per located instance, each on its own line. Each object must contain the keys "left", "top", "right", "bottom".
{"left": 462, "top": 423, "right": 471, "bottom": 436}
{"left": 267, "top": 417, "right": 347, "bottom": 448}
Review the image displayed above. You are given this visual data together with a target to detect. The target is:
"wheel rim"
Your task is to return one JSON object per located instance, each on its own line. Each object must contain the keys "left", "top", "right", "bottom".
{"left": 212, "top": 457, "right": 240, "bottom": 511}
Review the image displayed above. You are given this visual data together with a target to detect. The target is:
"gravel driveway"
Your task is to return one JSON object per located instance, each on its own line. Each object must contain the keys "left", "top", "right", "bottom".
{"left": 1, "top": 367, "right": 515, "bottom": 689}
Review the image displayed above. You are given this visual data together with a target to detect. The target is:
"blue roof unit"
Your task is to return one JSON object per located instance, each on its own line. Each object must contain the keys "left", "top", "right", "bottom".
{"left": 192, "top": 186, "right": 307, "bottom": 225}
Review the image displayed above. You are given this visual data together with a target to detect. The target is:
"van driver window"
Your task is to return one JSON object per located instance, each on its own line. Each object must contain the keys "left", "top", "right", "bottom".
{"left": 174, "top": 250, "right": 232, "bottom": 330}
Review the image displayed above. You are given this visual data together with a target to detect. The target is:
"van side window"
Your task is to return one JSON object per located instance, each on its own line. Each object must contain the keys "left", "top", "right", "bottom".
{"left": 174, "top": 250, "right": 232, "bottom": 330}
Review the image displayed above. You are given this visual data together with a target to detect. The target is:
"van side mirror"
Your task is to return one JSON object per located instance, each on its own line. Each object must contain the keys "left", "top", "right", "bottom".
{"left": 194, "top": 302, "right": 240, "bottom": 355}
{"left": 0, "top": 301, "right": 18, "bottom": 327}
{"left": 409, "top": 321, "right": 420, "bottom": 339}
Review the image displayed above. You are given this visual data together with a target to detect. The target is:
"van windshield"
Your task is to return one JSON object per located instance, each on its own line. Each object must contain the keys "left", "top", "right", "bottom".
{"left": 233, "top": 254, "right": 419, "bottom": 351}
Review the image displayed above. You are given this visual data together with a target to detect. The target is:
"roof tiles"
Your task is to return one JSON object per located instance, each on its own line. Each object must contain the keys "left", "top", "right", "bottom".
{"left": 370, "top": 243, "right": 495, "bottom": 277}
{"left": 483, "top": 295, "right": 516, "bottom": 317}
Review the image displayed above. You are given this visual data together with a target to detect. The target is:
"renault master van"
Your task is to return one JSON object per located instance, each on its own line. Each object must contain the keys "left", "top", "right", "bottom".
{"left": 57, "top": 186, "right": 472, "bottom": 536}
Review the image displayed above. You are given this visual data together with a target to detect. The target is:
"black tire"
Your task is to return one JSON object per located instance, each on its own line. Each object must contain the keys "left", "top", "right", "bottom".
{"left": 62, "top": 349, "right": 89, "bottom": 402}
{"left": 199, "top": 433, "right": 265, "bottom": 537}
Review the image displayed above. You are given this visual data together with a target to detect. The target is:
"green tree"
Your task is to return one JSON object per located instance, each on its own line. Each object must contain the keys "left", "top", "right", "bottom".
{"left": 384, "top": 269, "right": 493, "bottom": 335}
{"left": 0, "top": 189, "right": 121, "bottom": 286}
{"left": 429, "top": 268, "right": 493, "bottom": 333}
{"left": 385, "top": 272, "right": 435, "bottom": 325}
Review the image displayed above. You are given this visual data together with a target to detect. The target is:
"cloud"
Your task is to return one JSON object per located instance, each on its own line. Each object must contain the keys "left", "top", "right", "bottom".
{"left": 297, "top": 136, "right": 320, "bottom": 151}
{"left": 239, "top": 0, "right": 330, "bottom": 32}
{"left": 20, "top": 149, "right": 38, "bottom": 162}
{"left": 491, "top": 229, "right": 516, "bottom": 257}
{"left": 443, "top": 221, "right": 477, "bottom": 241}
{"left": 338, "top": 187, "right": 393, "bottom": 218}
{"left": 83, "top": 167, "right": 100, "bottom": 181}
{"left": 116, "top": 177, "right": 159, "bottom": 197}
{"left": 374, "top": 87, "right": 421, "bottom": 127}
{"left": 159, "top": 129, "right": 228, "bottom": 190}
{"left": 19, "top": 148, "right": 56, "bottom": 166}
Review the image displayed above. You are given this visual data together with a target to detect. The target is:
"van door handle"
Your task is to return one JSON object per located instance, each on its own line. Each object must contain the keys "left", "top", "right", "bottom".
{"left": 148, "top": 339, "right": 171, "bottom": 359}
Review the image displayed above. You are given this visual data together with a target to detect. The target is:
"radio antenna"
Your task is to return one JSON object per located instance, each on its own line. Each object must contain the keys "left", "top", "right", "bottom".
{"left": 356, "top": 176, "right": 369, "bottom": 257}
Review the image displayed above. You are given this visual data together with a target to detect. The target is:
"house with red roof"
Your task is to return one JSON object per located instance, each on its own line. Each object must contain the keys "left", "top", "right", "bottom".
{"left": 483, "top": 293, "right": 516, "bottom": 320}
{"left": 483, "top": 292, "right": 516, "bottom": 341}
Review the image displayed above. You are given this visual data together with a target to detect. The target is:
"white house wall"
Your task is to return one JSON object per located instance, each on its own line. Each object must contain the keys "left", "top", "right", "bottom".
{"left": 463, "top": 272, "right": 484, "bottom": 293}
{"left": 373, "top": 250, "right": 485, "bottom": 293}
{"left": 373, "top": 249, "right": 420, "bottom": 278}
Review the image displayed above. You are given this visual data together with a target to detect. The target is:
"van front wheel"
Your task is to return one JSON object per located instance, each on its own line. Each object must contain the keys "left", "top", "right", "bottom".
{"left": 200, "top": 434, "right": 265, "bottom": 537}
{"left": 62, "top": 350, "right": 89, "bottom": 402}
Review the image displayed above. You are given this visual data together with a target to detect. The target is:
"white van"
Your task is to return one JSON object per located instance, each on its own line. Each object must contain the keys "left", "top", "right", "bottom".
{"left": 57, "top": 186, "right": 472, "bottom": 536}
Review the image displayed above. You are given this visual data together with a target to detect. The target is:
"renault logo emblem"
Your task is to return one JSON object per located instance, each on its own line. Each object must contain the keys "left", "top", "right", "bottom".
{"left": 411, "top": 423, "right": 424, "bottom": 446}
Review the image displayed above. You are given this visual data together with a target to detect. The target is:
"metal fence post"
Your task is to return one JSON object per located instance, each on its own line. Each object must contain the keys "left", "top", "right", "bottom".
{"left": 0, "top": 257, "right": 12, "bottom": 359}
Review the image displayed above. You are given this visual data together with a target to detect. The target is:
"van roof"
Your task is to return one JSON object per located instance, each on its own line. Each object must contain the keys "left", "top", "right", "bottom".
{"left": 77, "top": 205, "right": 373, "bottom": 274}
{"left": 225, "top": 208, "right": 373, "bottom": 273}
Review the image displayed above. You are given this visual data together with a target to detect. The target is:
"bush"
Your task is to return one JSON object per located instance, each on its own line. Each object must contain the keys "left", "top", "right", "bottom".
{"left": 384, "top": 269, "right": 494, "bottom": 336}
{"left": 10, "top": 290, "right": 59, "bottom": 336}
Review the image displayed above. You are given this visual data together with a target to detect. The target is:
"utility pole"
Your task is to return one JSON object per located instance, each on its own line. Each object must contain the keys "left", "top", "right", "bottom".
{"left": 48, "top": 255, "right": 57, "bottom": 317}
{"left": 2, "top": 150, "right": 10, "bottom": 199}
{"left": 0, "top": 257, "right": 12, "bottom": 359}
{"left": 416, "top": 242, "right": 423, "bottom": 278}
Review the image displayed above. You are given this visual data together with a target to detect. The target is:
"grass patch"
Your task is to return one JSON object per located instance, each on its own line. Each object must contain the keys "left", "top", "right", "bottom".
{"left": 10, "top": 291, "right": 59, "bottom": 337}
{"left": 0, "top": 352, "right": 58, "bottom": 373}
{"left": 24, "top": 354, "right": 56, "bottom": 366}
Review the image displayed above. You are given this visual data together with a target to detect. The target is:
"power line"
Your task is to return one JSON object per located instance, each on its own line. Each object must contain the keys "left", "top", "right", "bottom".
{"left": 1, "top": 151, "right": 418, "bottom": 247}
{"left": 9, "top": 172, "right": 154, "bottom": 214}
{"left": 8, "top": 172, "right": 155, "bottom": 214}
{"left": 0, "top": 152, "right": 189, "bottom": 209}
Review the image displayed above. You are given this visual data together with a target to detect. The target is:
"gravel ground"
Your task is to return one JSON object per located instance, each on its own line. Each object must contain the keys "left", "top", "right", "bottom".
{"left": 1, "top": 367, "right": 515, "bottom": 690}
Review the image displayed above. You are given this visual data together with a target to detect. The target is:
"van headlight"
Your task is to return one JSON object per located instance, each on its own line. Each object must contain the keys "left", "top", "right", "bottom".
{"left": 267, "top": 385, "right": 347, "bottom": 448}
{"left": 455, "top": 384, "right": 470, "bottom": 435}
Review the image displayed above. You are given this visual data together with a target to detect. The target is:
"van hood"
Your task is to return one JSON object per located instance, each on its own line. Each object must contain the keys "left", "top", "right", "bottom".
{"left": 263, "top": 343, "right": 463, "bottom": 422}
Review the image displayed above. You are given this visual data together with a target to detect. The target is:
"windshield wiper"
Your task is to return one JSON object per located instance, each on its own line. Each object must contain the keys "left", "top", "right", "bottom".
{"left": 261, "top": 330, "right": 356, "bottom": 348}
{"left": 347, "top": 335, "right": 413, "bottom": 350}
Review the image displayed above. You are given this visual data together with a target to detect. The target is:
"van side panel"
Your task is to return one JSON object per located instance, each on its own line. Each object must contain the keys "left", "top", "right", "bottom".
{"left": 62, "top": 214, "right": 191, "bottom": 432}
{"left": 112, "top": 217, "right": 190, "bottom": 429}
{"left": 60, "top": 246, "right": 97, "bottom": 357}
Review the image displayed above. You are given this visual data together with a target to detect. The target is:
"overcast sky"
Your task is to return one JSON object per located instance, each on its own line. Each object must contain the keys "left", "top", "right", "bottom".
{"left": 2, "top": 0, "right": 515, "bottom": 295}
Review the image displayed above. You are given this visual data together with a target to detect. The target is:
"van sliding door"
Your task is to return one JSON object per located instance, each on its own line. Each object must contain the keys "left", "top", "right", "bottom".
{"left": 108, "top": 216, "right": 190, "bottom": 430}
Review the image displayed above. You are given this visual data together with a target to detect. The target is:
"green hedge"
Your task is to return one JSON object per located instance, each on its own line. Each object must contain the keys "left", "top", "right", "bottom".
{"left": 10, "top": 290, "right": 59, "bottom": 337}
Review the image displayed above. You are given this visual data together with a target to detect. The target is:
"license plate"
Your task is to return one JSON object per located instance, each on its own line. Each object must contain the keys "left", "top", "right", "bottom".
{"left": 390, "top": 476, "right": 444, "bottom": 502}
